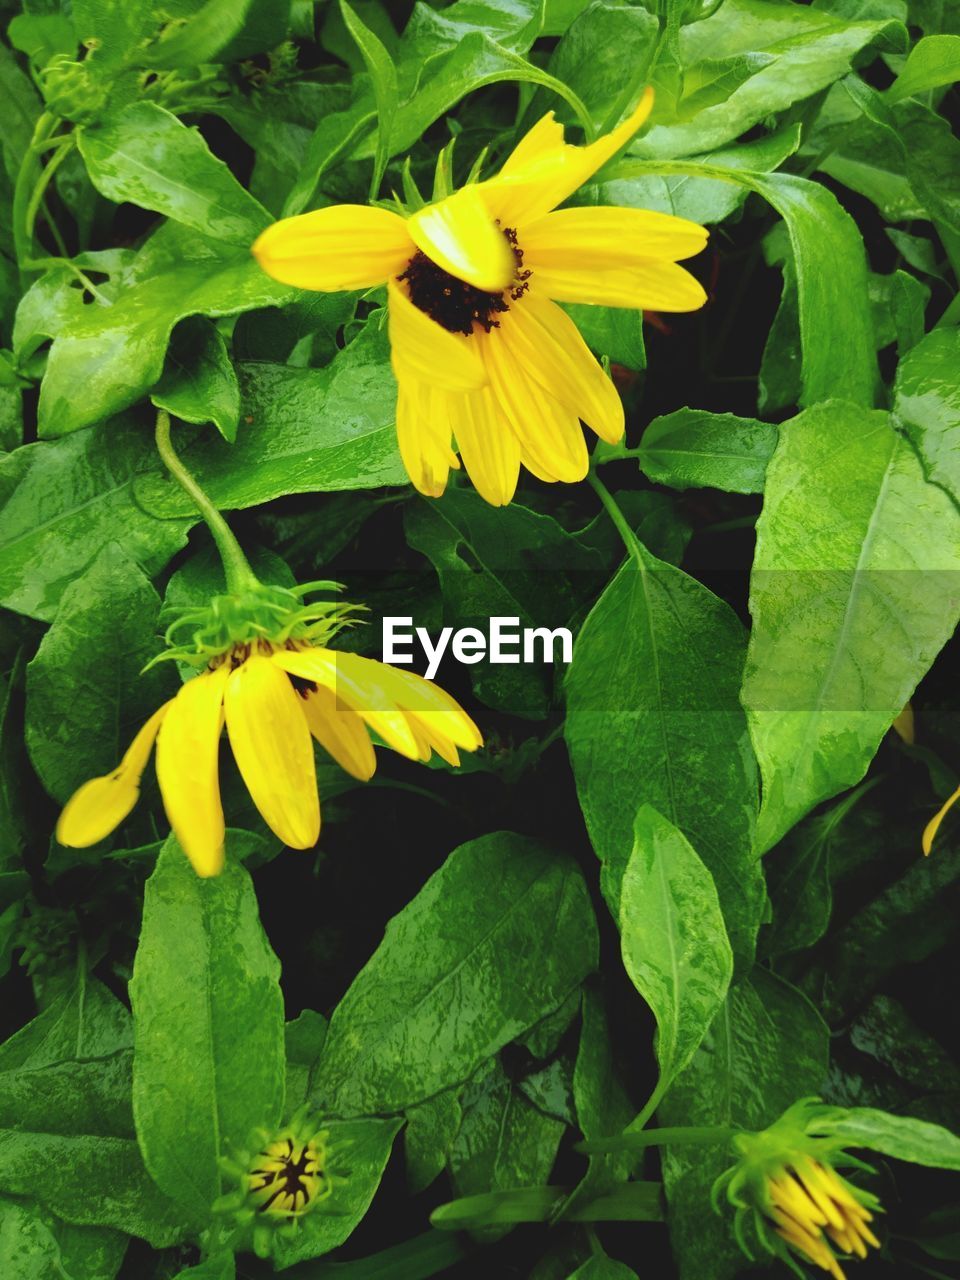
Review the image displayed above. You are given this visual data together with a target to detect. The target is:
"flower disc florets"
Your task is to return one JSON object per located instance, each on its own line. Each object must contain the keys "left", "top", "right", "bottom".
{"left": 714, "top": 1100, "right": 882, "bottom": 1280}
{"left": 215, "top": 1113, "right": 335, "bottom": 1259}
{"left": 155, "top": 579, "right": 362, "bottom": 671}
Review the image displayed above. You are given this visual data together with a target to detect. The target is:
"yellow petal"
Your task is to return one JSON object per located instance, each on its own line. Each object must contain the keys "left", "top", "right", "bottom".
{"left": 156, "top": 667, "right": 229, "bottom": 878}
{"left": 251, "top": 204, "right": 414, "bottom": 291}
{"left": 499, "top": 112, "right": 566, "bottom": 176}
{"left": 336, "top": 653, "right": 483, "bottom": 751}
{"left": 504, "top": 294, "right": 624, "bottom": 442}
{"left": 224, "top": 655, "right": 320, "bottom": 850}
{"left": 482, "top": 325, "right": 588, "bottom": 482}
{"left": 56, "top": 702, "right": 170, "bottom": 848}
{"left": 533, "top": 259, "right": 707, "bottom": 311}
{"left": 270, "top": 647, "right": 421, "bottom": 760}
{"left": 483, "top": 88, "right": 654, "bottom": 227}
{"left": 891, "top": 701, "right": 914, "bottom": 743}
{"left": 396, "top": 379, "right": 459, "bottom": 498}
{"left": 452, "top": 380, "right": 520, "bottom": 507}
{"left": 408, "top": 185, "right": 515, "bottom": 291}
{"left": 388, "top": 277, "right": 487, "bottom": 391}
{"left": 922, "top": 779, "right": 960, "bottom": 854}
{"left": 407, "top": 714, "right": 461, "bottom": 766}
{"left": 301, "top": 684, "right": 376, "bottom": 781}
{"left": 523, "top": 206, "right": 708, "bottom": 265}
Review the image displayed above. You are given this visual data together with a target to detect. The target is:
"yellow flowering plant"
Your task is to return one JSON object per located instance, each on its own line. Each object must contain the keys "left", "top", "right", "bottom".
{"left": 251, "top": 88, "right": 708, "bottom": 505}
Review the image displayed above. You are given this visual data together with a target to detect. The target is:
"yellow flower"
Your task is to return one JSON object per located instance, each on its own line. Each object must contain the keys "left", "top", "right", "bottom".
{"left": 251, "top": 88, "right": 708, "bottom": 506}
{"left": 763, "top": 1158, "right": 881, "bottom": 1280}
{"left": 56, "top": 641, "right": 481, "bottom": 877}
{"left": 247, "top": 1134, "right": 329, "bottom": 1218}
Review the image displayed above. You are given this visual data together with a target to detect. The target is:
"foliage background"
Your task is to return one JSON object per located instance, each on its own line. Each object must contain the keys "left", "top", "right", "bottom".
{"left": 1, "top": 0, "right": 959, "bottom": 1277}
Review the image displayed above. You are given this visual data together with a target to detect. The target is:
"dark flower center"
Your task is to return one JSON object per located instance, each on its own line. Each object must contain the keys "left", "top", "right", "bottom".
{"left": 251, "top": 1138, "right": 320, "bottom": 1215}
{"left": 398, "top": 226, "right": 531, "bottom": 336}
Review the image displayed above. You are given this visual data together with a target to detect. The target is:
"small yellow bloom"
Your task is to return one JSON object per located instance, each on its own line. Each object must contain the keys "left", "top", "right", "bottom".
{"left": 247, "top": 1134, "right": 328, "bottom": 1218}
{"left": 56, "top": 641, "right": 481, "bottom": 877}
{"left": 764, "top": 1158, "right": 881, "bottom": 1279}
{"left": 252, "top": 89, "right": 708, "bottom": 506}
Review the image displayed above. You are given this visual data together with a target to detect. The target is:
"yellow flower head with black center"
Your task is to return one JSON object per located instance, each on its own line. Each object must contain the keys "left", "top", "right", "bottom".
{"left": 55, "top": 580, "right": 481, "bottom": 878}
{"left": 714, "top": 1099, "right": 882, "bottom": 1280}
{"left": 251, "top": 88, "right": 709, "bottom": 506}
{"left": 247, "top": 1134, "right": 328, "bottom": 1218}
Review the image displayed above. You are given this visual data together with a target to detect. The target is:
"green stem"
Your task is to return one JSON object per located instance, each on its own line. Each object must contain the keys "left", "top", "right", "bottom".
{"left": 577, "top": 1125, "right": 739, "bottom": 1155}
{"left": 13, "top": 111, "right": 58, "bottom": 275}
{"left": 587, "top": 470, "right": 642, "bottom": 563}
{"left": 154, "top": 409, "right": 259, "bottom": 595}
{"left": 24, "top": 135, "right": 74, "bottom": 249}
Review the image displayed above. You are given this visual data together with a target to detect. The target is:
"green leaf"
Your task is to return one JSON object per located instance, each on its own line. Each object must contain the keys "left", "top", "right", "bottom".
{"left": 7, "top": 15, "right": 78, "bottom": 69}
{"left": 285, "top": 1010, "right": 328, "bottom": 1117}
{"left": 563, "top": 304, "right": 645, "bottom": 371}
{"left": 659, "top": 970, "right": 828, "bottom": 1280}
{"left": 25, "top": 542, "right": 172, "bottom": 804}
{"left": 818, "top": 1108, "right": 960, "bottom": 1169}
{"left": 0, "top": 417, "right": 190, "bottom": 623}
{"left": 172, "top": 1256, "right": 235, "bottom": 1280}
{"left": 894, "top": 324, "right": 960, "bottom": 506}
{"left": 448, "top": 1059, "right": 565, "bottom": 1238}
{"left": 152, "top": 316, "right": 240, "bottom": 443}
{"left": 405, "top": 1089, "right": 462, "bottom": 1194}
{"left": 0, "top": 971, "right": 131, "bottom": 1072}
{"left": 271, "top": 1118, "right": 402, "bottom": 1268}
{"left": 569, "top": 1258, "right": 638, "bottom": 1280}
{"left": 619, "top": 807, "right": 733, "bottom": 1107}
{"left": 743, "top": 400, "right": 960, "bottom": 851}
{"left": 571, "top": 987, "right": 634, "bottom": 1197}
{"left": 0, "top": 1130, "right": 185, "bottom": 1245}
{"left": 130, "top": 837, "right": 285, "bottom": 1217}
{"left": 70, "top": 0, "right": 152, "bottom": 68}
{"left": 137, "top": 325, "right": 406, "bottom": 517}
{"left": 314, "top": 832, "right": 598, "bottom": 1116}
{"left": 0, "top": 43, "right": 42, "bottom": 182}
{"left": 633, "top": 0, "right": 905, "bottom": 159}
{"left": 633, "top": 409, "right": 779, "bottom": 494}
{"left": 340, "top": 0, "right": 398, "bottom": 198}
{"left": 143, "top": 0, "right": 260, "bottom": 68}
{"left": 565, "top": 543, "right": 764, "bottom": 969}
{"left": 887, "top": 33, "right": 960, "bottom": 99}
{"left": 34, "top": 236, "right": 293, "bottom": 436}
{"left": 78, "top": 102, "right": 269, "bottom": 243}
{"left": 0, "top": 658, "right": 28, "bottom": 873}
{"left": 0, "top": 1197, "right": 127, "bottom": 1280}
{"left": 610, "top": 162, "right": 877, "bottom": 408}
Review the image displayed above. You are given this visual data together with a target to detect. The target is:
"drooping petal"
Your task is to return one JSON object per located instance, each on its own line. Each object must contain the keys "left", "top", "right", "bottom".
{"left": 499, "top": 113, "right": 566, "bottom": 176}
{"left": 406, "top": 714, "right": 461, "bottom": 766}
{"left": 388, "top": 277, "right": 487, "bottom": 391}
{"left": 408, "top": 185, "right": 515, "bottom": 291}
{"left": 301, "top": 684, "right": 376, "bottom": 781}
{"left": 523, "top": 206, "right": 708, "bottom": 266}
{"left": 56, "top": 702, "right": 171, "bottom": 848}
{"left": 224, "top": 655, "right": 320, "bottom": 850}
{"left": 452, "top": 380, "right": 521, "bottom": 507}
{"left": 483, "top": 88, "right": 654, "bottom": 228}
{"left": 396, "top": 379, "right": 459, "bottom": 498}
{"left": 922, "top": 779, "right": 960, "bottom": 854}
{"left": 531, "top": 260, "right": 707, "bottom": 311}
{"left": 503, "top": 295, "right": 624, "bottom": 443}
{"left": 336, "top": 653, "right": 483, "bottom": 751}
{"left": 251, "top": 204, "right": 414, "bottom": 291}
{"left": 482, "top": 325, "right": 588, "bottom": 482}
{"left": 270, "top": 647, "right": 421, "bottom": 760}
{"left": 156, "top": 666, "right": 230, "bottom": 877}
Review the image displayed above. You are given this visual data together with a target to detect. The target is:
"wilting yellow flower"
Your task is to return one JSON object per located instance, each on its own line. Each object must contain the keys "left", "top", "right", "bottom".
{"left": 57, "top": 639, "right": 481, "bottom": 877}
{"left": 763, "top": 1158, "right": 881, "bottom": 1279}
{"left": 715, "top": 1099, "right": 882, "bottom": 1280}
{"left": 252, "top": 88, "right": 708, "bottom": 505}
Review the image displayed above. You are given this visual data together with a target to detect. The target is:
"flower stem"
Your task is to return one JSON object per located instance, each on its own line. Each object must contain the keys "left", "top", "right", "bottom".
{"left": 587, "top": 470, "right": 642, "bottom": 563}
{"left": 13, "top": 111, "right": 58, "bottom": 275}
{"left": 154, "top": 408, "right": 259, "bottom": 595}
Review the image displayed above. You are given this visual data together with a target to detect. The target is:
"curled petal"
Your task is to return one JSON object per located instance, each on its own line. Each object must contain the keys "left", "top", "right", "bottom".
{"left": 56, "top": 702, "right": 170, "bottom": 848}
{"left": 408, "top": 185, "right": 515, "bottom": 291}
